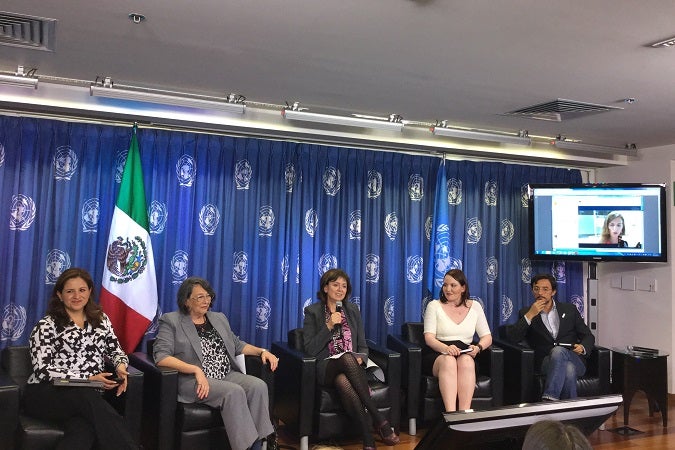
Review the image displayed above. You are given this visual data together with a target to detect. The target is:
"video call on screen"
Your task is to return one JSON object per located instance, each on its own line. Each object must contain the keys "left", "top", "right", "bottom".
{"left": 532, "top": 186, "right": 663, "bottom": 258}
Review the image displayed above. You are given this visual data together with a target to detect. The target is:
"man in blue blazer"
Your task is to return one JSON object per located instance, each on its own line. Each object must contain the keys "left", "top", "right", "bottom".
{"left": 505, "top": 273, "right": 594, "bottom": 401}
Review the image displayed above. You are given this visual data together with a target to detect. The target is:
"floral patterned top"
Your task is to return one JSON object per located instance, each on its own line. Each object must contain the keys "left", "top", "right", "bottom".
{"left": 324, "top": 305, "right": 354, "bottom": 356}
{"left": 196, "top": 318, "right": 231, "bottom": 378}
{"left": 27, "top": 313, "right": 129, "bottom": 384}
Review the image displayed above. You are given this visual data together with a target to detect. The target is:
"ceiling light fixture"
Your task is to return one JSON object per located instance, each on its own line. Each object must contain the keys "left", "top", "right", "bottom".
{"left": 0, "top": 65, "right": 38, "bottom": 89}
{"left": 90, "top": 77, "right": 246, "bottom": 114}
{"left": 431, "top": 122, "right": 531, "bottom": 146}
{"left": 552, "top": 137, "right": 637, "bottom": 156}
{"left": 650, "top": 36, "right": 675, "bottom": 48}
{"left": 282, "top": 103, "right": 404, "bottom": 132}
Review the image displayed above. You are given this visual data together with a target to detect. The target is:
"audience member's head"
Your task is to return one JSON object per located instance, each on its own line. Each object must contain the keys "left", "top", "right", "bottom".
{"left": 522, "top": 419, "right": 592, "bottom": 450}
{"left": 311, "top": 445, "right": 344, "bottom": 450}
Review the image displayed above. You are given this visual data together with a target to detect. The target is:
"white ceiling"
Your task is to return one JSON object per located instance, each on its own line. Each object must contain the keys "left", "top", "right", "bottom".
{"left": 2, "top": 1, "right": 675, "bottom": 160}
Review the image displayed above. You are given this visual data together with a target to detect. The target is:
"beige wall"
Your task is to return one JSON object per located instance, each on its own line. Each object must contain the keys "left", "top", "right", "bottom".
{"left": 596, "top": 146, "right": 675, "bottom": 392}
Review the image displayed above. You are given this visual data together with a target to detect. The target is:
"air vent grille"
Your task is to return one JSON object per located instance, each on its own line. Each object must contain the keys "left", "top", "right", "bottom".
{"left": 504, "top": 99, "right": 622, "bottom": 122}
{"left": 0, "top": 11, "right": 56, "bottom": 51}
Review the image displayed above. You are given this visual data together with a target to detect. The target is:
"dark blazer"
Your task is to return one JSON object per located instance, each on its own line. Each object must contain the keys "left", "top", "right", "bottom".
{"left": 302, "top": 300, "right": 368, "bottom": 383}
{"left": 153, "top": 311, "right": 247, "bottom": 402}
{"left": 505, "top": 301, "right": 595, "bottom": 371}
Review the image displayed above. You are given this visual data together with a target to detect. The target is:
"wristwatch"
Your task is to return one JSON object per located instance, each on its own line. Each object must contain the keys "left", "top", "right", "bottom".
{"left": 259, "top": 349, "right": 268, "bottom": 357}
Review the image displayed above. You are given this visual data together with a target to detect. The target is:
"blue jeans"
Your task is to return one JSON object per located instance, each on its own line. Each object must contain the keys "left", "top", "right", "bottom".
{"left": 540, "top": 346, "right": 586, "bottom": 400}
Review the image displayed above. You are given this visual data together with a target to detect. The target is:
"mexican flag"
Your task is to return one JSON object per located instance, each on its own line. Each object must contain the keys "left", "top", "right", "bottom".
{"left": 100, "top": 127, "right": 158, "bottom": 353}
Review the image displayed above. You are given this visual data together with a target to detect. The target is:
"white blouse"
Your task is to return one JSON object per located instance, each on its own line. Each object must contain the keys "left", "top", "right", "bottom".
{"left": 423, "top": 300, "right": 491, "bottom": 344}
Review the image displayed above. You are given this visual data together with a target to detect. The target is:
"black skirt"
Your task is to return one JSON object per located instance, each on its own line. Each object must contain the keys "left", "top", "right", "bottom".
{"left": 421, "top": 340, "right": 469, "bottom": 376}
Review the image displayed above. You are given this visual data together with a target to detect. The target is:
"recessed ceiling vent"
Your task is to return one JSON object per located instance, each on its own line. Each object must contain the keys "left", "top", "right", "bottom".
{"left": 504, "top": 98, "right": 622, "bottom": 122}
{"left": 0, "top": 11, "right": 56, "bottom": 51}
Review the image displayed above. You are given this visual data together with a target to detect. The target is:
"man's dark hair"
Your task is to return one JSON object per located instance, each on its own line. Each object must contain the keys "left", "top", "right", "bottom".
{"left": 530, "top": 273, "right": 557, "bottom": 291}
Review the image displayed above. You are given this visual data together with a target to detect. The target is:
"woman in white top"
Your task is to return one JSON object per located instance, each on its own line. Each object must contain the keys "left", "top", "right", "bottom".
{"left": 423, "top": 269, "right": 492, "bottom": 412}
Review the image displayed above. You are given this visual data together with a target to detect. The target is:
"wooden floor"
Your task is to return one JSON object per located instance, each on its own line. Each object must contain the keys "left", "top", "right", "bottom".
{"left": 276, "top": 391, "right": 673, "bottom": 449}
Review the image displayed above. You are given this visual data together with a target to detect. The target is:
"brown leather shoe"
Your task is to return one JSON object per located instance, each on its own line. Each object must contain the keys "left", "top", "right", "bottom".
{"left": 377, "top": 421, "right": 400, "bottom": 446}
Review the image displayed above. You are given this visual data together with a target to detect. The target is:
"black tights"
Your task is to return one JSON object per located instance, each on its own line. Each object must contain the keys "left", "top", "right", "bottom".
{"left": 324, "top": 353, "right": 388, "bottom": 446}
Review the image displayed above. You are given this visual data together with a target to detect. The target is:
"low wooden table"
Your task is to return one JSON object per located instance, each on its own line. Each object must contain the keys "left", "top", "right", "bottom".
{"left": 611, "top": 348, "right": 668, "bottom": 427}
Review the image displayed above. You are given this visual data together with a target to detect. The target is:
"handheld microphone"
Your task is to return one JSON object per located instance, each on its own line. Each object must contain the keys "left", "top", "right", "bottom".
{"left": 335, "top": 301, "right": 343, "bottom": 334}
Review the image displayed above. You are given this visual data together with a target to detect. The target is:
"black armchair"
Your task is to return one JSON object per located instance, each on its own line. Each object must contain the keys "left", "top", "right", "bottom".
{"left": 0, "top": 345, "right": 144, "bottom": 450}
{"left": 272, "top": 328, "right": 400, "bottom": 450}
{"left": 495, "top": 325, "right": 610, "bottom": 405}
{"left": 387, "top": 322, "right": 504, "bottom": 434}
{"left": 129, "top": 340, "right": 275, "bottom": 450}
{"left": 0, "top": 352, "right": 19, "bottom": 450}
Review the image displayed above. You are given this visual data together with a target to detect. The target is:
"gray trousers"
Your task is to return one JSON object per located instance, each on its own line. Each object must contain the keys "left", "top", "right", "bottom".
{"left": 198, "top": 371, "right": 274, "bottom": 450}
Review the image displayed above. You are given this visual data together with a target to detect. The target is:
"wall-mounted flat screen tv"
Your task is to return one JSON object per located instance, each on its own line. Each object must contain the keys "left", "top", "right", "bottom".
{"left": 529, "top": 183, "right": 667, "bottom": 262}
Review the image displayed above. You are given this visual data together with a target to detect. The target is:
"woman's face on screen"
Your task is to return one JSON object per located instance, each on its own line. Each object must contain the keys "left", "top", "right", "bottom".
{"left": 607, "top": 217, "right": 624, "bottom": 241}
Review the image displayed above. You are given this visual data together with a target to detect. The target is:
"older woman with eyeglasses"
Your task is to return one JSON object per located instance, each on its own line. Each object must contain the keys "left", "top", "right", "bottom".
{"left": 154, "top": 276, "right": 279, "bottom": 450}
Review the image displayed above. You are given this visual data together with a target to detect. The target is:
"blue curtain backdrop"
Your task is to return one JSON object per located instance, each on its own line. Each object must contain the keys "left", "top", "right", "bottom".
{"left": 0, "top": 116, "right": 583, "bottom": 350}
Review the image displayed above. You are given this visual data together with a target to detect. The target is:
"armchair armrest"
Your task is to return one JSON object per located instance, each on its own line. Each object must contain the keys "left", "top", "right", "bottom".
{"left": 129, "top": 351, "right": 178, "bottom": 450}
{"left": 386, "top": 334, "right": 422, "bottom": 423}
{"left": 585, "top": 346, "right": 610, "bottom": 395}
{"left": 476, "top": 344, "right": 504, "bottom": 407}
{"left": 271, "top": 341, "right": 316, "bottom": 437}
{"left": 366, "top": 340, "right": 401, "bottom": 430}
{"left": 366, "top": 340, "right": 400, "bottom": 382}
{"left": 493, "top": 338, "right": 535, "bottom": 404}
{"left": 244, "top": 355, "right": 275, "bottom": 417}
{"left": 104, "top": 358, "right": 143, "bottom": 443}
{"left": 0, "top": 369, "right": 19, "bottom": 450}
{"left": 123, "top": 364, "right": 144, "bottom": 443}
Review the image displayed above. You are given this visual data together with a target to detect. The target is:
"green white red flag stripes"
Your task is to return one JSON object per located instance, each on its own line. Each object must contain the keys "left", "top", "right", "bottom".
{"left": 100, "top": 127, "right": 158, "bottom": 353}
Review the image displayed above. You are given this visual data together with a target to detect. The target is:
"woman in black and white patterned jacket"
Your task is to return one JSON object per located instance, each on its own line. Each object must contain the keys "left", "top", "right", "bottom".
{"left": 23, "top": 267, "right": 137, "bottom": 450}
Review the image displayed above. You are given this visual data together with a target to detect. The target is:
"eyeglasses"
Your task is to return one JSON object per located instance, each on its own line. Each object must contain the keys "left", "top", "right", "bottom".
{"left": 532, "top": 287, "right": 552, "bottom": 293}
{"left": 190, "top": 294, "right": 212, "bottom": 303}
